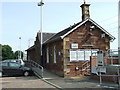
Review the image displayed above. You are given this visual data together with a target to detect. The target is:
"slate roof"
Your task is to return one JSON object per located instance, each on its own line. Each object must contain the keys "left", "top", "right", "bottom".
{"left": 37, "top": 32, "right": 56, "bottom": 43}
{"left": 44, "top": 18, "right": 115, "bottom": 44}
{"left": 26, "top": 32, "right": 55, "bottom": 51}
{"left": 26, "top": 45, "right": 35, "bottom": 51}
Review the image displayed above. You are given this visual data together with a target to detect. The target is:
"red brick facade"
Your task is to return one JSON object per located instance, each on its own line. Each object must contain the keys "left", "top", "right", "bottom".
{"left": 27, "top": 18, "right": 115, "bottom": 78}
{"left": 27, "top": 19, "right": 115, "bottom": 78}
{"left": 26, "top": 3, "right": 116, "bottom": 81}
{"left": 63, "top": 21, "right": 111, "bottom": 78}
{"left": 43, "top": 40, "right": 64, "bottom": 76}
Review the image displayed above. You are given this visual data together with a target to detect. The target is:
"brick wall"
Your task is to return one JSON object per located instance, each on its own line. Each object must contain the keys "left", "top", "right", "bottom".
{"left": 27, "top": 48, "right": 36, "bottom": 61}
{"left": 90, "top": 56, "right": 119, "bottom": 67}
{"left": 27, "top": 35, "right": 41, "bottom": 64}
{"left": 43, "top": 40, "right": 64, "bottom": 76}
{"left": 63, "top": 21, "right": 110, "bottom": 78}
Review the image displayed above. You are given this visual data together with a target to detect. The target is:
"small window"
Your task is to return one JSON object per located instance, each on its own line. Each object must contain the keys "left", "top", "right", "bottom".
{"left": 9, "top": 62, "right": 20, "bottom": 67}
{"left": 47, "top": 47, "right": 49, "bottom": 63}
{"left": 54, "top": 45, "right": 56, "bottom": 63}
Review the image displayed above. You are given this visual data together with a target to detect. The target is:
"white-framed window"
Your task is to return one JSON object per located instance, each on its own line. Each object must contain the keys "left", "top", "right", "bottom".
{"left": 47, "top": 47, "right": 49, "bottom": 63}
{"left": 70, "top": 49, "right": 99, "bottom": 62}
{"left": 54, "top": 45, "right": 56, "bottom": 63}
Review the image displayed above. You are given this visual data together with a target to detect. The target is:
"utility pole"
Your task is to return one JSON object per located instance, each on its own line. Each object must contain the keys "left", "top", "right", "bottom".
{"left": 28, "top": 38, "right": 34, "bottom": 48}
{"left": 118, "top": 0, "right": 120, "bottom": 64}
{"left": 38, "top": 0, "right": 44, "bottom": 66}
{"left": 19, "top": 37, "right": 21, "bottom": 59}
{"left": 118, "top": 0, "right": 120, "bottom": 88}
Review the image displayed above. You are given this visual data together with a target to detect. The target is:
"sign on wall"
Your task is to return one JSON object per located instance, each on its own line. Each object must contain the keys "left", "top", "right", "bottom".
{"left": 71, "top": 43, "right": 78, "bottom": 49}
{"left": 70, "top": 49, "right": 98, "bottom": 62}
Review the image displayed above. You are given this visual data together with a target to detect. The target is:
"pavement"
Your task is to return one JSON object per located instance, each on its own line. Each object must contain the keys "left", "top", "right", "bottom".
{"left": 1, "top": 76, "right": 56, "bottom": 88}
{"left": 1, "top": 69, "right": 119, "bottom": 89}
{"left": 39, "top": 69, "right": 120, "bottom": 89}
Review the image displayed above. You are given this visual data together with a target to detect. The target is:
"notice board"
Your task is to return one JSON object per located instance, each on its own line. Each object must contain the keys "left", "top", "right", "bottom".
{"left": 70, "top": 49, "right": 98, "bottom": 62}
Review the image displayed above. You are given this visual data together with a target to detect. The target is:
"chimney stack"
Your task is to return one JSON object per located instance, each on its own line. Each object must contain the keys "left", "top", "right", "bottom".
{"left": 80, "top": 0, "right": 90, "bottom": 21}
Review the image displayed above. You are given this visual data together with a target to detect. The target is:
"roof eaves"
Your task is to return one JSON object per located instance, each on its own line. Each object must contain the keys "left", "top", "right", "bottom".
{"left": 43, "top": 32, "right": 58, "bottom": 44}
{"left": 43, "top": 36, "right": 61, "bottom": 45}
{"left": 25, "top": 45, "right": 35, "bottom": 51}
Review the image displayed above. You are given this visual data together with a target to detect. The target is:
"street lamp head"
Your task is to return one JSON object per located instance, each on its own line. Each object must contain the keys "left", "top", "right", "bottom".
{"left": 38, "top": 0, "right": 44, "bottom": 6}
{"left": 19, "top": 37, "right": 21, "bottom": 39}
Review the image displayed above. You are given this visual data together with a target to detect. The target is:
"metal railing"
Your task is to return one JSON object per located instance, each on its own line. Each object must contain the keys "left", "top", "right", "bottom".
{"left": 81, "top": 60, "right": 90, "bottom": 75}
{"left": 91, "top": 49, "right": 120, "bottom": 87}
{"left": 26, "top": 60, "right": 43, "bottom": 78}
{"left": 105, "top": 49, "right": 119, "bottom": 65}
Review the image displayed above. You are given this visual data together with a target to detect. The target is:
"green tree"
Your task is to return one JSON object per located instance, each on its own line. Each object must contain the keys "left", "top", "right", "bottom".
{"left": 2, "top": 45, "right": 14, "bottom": 60}
{"left": 14, "top": 50, "right": 24, "bottom": 59}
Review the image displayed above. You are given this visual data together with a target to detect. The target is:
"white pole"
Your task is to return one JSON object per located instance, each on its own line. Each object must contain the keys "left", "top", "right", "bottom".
{"left": 28, "top": 38, "right": 34, "bottom": 48}
{"left": 19, "top": 37, "right": 21, "bottom": 59}
{"left": 28, "top": 39, "right": 30, "bottom": 48}
{"left": 118, "top": 0, "right": 120, "bottom": 64}
{"left": 38, "top": 0, "right": 44, "bottom": 65}
{"left": 118, "top": 1, "right": 120, "bottom": 88}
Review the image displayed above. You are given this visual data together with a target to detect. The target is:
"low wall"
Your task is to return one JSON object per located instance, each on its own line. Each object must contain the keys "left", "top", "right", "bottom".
{"left": 64, "top": 61, "right": 90, "bottom": 78}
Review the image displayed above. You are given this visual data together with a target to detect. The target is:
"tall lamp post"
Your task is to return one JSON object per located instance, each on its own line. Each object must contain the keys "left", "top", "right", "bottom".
{"left": 38, "top": 0, "right": 44, "bottom": 66}
{"left": 19, "top": 37, "right": 21, "bottom": 59}
{"left": 28, "top": 38, "right": 34, "bottom": 48}
{"left": 118, "top": 0, "right": 120, "bottom": 64}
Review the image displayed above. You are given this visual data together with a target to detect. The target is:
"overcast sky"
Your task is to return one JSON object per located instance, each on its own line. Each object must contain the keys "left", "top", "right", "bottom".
{"left": 0, "top": 0, "right": 119, "bottom": 52}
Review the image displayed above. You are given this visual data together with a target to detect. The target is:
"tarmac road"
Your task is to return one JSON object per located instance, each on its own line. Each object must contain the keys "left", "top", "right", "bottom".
{"left": 0, "top": 76, "right": 56, "bottom": 89}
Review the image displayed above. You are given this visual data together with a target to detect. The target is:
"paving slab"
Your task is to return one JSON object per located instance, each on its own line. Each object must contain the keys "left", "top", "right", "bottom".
{"left": 1, "top": 76, "right": 55, "bottom": 88}
{"left": 42, "top": 69, "right": 119, "bottom": 89}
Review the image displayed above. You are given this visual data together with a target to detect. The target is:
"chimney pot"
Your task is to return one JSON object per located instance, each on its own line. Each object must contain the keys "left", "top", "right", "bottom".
{"left": 80, "top": 3, "right": 90, "bottom": 21}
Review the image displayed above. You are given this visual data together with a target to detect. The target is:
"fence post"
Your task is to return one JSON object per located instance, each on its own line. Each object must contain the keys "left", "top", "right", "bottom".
{"left": 99, "top": 67, "right": 102, "bottom": 85}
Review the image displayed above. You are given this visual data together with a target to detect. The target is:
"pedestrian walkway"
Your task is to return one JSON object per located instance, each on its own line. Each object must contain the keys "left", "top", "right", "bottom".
{"left": 40, "top": 69, "right": 119, "bottom": 89}
{"left": 43, "top": 69, "right": 61, "bottom": 79}
{"left": 1, "top": 76, "right": 55, "bottom": 88}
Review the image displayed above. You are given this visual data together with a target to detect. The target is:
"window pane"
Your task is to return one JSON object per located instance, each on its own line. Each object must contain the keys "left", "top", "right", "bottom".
{"left": 9, "top": 63, "right": 20, "bottom": 67}
{"left": 47, "top": 47, "right": 49, "bottom": 63}
{"left": 2, "top": 62, "right": 8, "bottom": 67}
